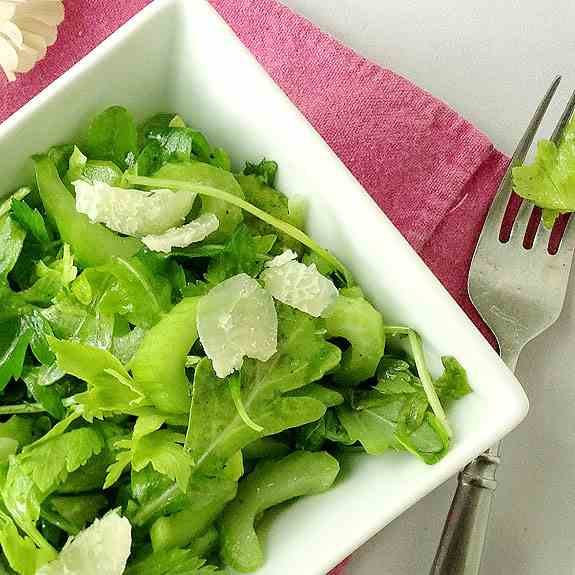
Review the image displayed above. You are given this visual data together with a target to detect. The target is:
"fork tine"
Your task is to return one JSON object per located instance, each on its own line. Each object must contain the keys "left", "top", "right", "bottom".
{"left": 558, "top": 214, "right": 575, "bottom": 253}
{"left": 509, "top": 201, "right": 534, "bottom": 242}
{"left": 550, "top": 87, "right": 575, "bottom": 144}
{"left": 481, "top": 76, "right": 561, "bottom": 233}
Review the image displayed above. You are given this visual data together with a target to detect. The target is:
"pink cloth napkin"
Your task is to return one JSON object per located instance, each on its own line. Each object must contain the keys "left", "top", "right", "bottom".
{"left": 0, "top": 0, "right": 510, "bottom": 572}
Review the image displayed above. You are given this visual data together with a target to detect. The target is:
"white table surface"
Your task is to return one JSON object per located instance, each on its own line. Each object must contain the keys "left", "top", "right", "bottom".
{"left": 280, "top": 1, "right": 575, "bottom": 574}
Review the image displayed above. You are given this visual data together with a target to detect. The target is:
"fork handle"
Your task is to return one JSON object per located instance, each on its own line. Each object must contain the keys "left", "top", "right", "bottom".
{"left": 429, "top": 442, "right": 502, "bottom": 575}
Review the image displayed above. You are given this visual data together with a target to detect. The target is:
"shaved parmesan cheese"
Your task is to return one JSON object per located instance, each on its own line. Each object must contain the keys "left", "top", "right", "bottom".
{"left": 37, "top": 511, "right": 131, "bottom": 575}
{"left": 197, "top": 273, "right": 278, "bottom": 378}
{"left": 73, "top": 180, "right": 196, "bottom": 237}
{"left": 262, "top": 251, "right": 338, "bottom": 317}
{"left": 0, "top": 0, "right": 64, "bottom": 82}
{"left": 142, "top": 213, "right": 219, "bottom": 253}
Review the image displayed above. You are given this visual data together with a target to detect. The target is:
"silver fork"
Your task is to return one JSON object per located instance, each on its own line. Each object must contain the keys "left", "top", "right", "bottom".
{"left": 430, "top": 76, "right": 575, "bottom": 575}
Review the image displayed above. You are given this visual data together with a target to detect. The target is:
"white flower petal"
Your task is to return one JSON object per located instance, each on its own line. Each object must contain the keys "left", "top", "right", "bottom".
{"left": 0, "top": 34, "right": 18, "bottom": 81}
{"left": 262, "top": 252, "right": 338, "bottom": 317}
{"left": 13, "top": 15, "right": 57, "bottom": 45}
{"left": 22, "top": 29, "right": 47, "bottom": 59}
{"left": 74, "top": 180, "right": 196, "bottom": 237}
{"left": 0, "top": 0, "right": 63, "bottom": 80}
{"left": 15, "top": 43, "right": 38, "bottom": 72}
{"left": 14, "top": 0, "right": 64, "bottom": 26}
{"left": 0, "top": 20, "right": 23, "bottom": 48}
{"left": 197, "top": 274, "right": 278, "bottom": 378}
{"left": 142, "top": 213, "right": 219, "bottom": 253}
{"left": 0, "top": 4, "right": 17, "bottom": 21}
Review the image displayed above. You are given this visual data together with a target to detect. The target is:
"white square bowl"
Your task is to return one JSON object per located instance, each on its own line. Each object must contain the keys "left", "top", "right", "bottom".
{"left": 0, "top": 1, "right": 528, "bottom": 573}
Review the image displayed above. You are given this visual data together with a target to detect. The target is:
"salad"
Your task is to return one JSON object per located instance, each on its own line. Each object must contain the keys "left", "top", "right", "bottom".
{"left": 0, "top": 106, "right": 471, "bottom": 574}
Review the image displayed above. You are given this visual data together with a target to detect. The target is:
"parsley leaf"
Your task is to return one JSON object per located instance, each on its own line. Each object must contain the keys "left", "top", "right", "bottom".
{"left": 48, "top": 338, "right": 147, "bottom": 420}
{"left": 125, "top": 549, "right": 222, "bottom": 575}
{"left": 2, "top": 427, "right": 104, "bottom": 546}
{"left": 512, "top": 116, "right": 575, "bottom": 227}
{"left": 106, "top": 416, "right": 192, "bottom": 491}
{"left": 0, "top": 513, "right": 55, "bottom": 575}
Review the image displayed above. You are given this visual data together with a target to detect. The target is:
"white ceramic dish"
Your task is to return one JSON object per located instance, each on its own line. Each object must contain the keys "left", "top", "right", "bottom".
{"left": 0, "top": 1, "right": 528, "bottom": 573}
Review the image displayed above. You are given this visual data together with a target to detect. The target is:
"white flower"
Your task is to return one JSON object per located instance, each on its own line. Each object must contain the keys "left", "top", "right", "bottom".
{"left": 0, "top": 0, "right": 64, "bottom": 82}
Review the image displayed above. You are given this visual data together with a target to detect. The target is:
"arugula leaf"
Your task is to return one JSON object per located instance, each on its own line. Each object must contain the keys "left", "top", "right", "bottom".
{"left": 105, "top": 252, "right": 172, "bottom": 329}
{"left": 84, "top": 106, "right": 138, "bottom": 170}
{"left": 81, "top": 161, "right": 124, "bottom": 187}
{"left": 2, "top": 427, "right": 104, "bottom": 546}
{"left": 0, "top": 417, "right": 33, "bottom": 451}
{"left": 243, "top": 158, "right": 278, "bottom": 187}
{"left": 433, "top": 356, "right": 472, "bottom": 407}
{"left": 235, "top": 173, "right": 301, "bottom": 253}
{"left": 0, "top": 215, "right": 25, "bottom": 281}
{"left": 125, "top": 549, "right": 222, "bottom": 575}
{"left": 21, "top": 367, "right": 65, "bottom": 420}
{"left": 0, "top": 310, "right": 54, "bottom": 391}
{"left": 0, "top": 318, "right": 33, "bottom": 392}
{"left": 205, "top": 224, "right": 265, "bottom": 284}
{"left": 0, "top": 513, "right": 55, "bottom": 575}
{"left": 9, "top": 200, "right": 51, "bottom": 244}
{"left": 338, "top": 391, "right": 449, "bottom": 464}
{"left": 188, "top": 304, "right": 340, "bottom": 474}
{"left": 145, "top": 127, "right": 196, "bottom": 163}
{"left": 46, "top": 493, "right": 108, "bottom": 533}
{"left": 137, "top": 113, "right": 175, "bottom": 148}
{"left": 295, "top": 407, "right": 355, "bottom": 451}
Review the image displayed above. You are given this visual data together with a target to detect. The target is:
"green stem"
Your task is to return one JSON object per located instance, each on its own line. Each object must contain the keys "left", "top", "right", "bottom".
{"left": 229, "top": 374, "right": 263, "bottom": 433}
{"left": 126, "top": 175, "right": 353, "bottom": 286}
{"left": 384, "top": 326, "right": 452, "bottom": 438}
{"left": 0, "top": 403, "right": 46, "bottom": 415}
{"left": 0, "top": 397, "right": 76, "bottom": 416}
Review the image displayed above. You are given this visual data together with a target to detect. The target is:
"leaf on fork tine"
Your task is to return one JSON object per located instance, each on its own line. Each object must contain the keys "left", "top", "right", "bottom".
{"left": 483, "top": 76, "right": 561, "bottom": 236}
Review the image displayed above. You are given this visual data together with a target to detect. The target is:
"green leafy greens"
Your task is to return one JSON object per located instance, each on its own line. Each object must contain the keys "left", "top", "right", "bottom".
{"left": 0, "top": 106, "right": 471, "bottom": 574}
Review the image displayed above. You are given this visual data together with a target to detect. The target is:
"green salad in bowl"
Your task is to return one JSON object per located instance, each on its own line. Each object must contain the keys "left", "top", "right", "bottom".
{"left": 0, "top": 107, "right": 471, "bottom": 574}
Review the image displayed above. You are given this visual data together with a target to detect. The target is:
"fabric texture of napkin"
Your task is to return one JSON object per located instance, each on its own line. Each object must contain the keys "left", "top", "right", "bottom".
{"left": 0, "top": 0, "right": 510, "bottom": 572}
